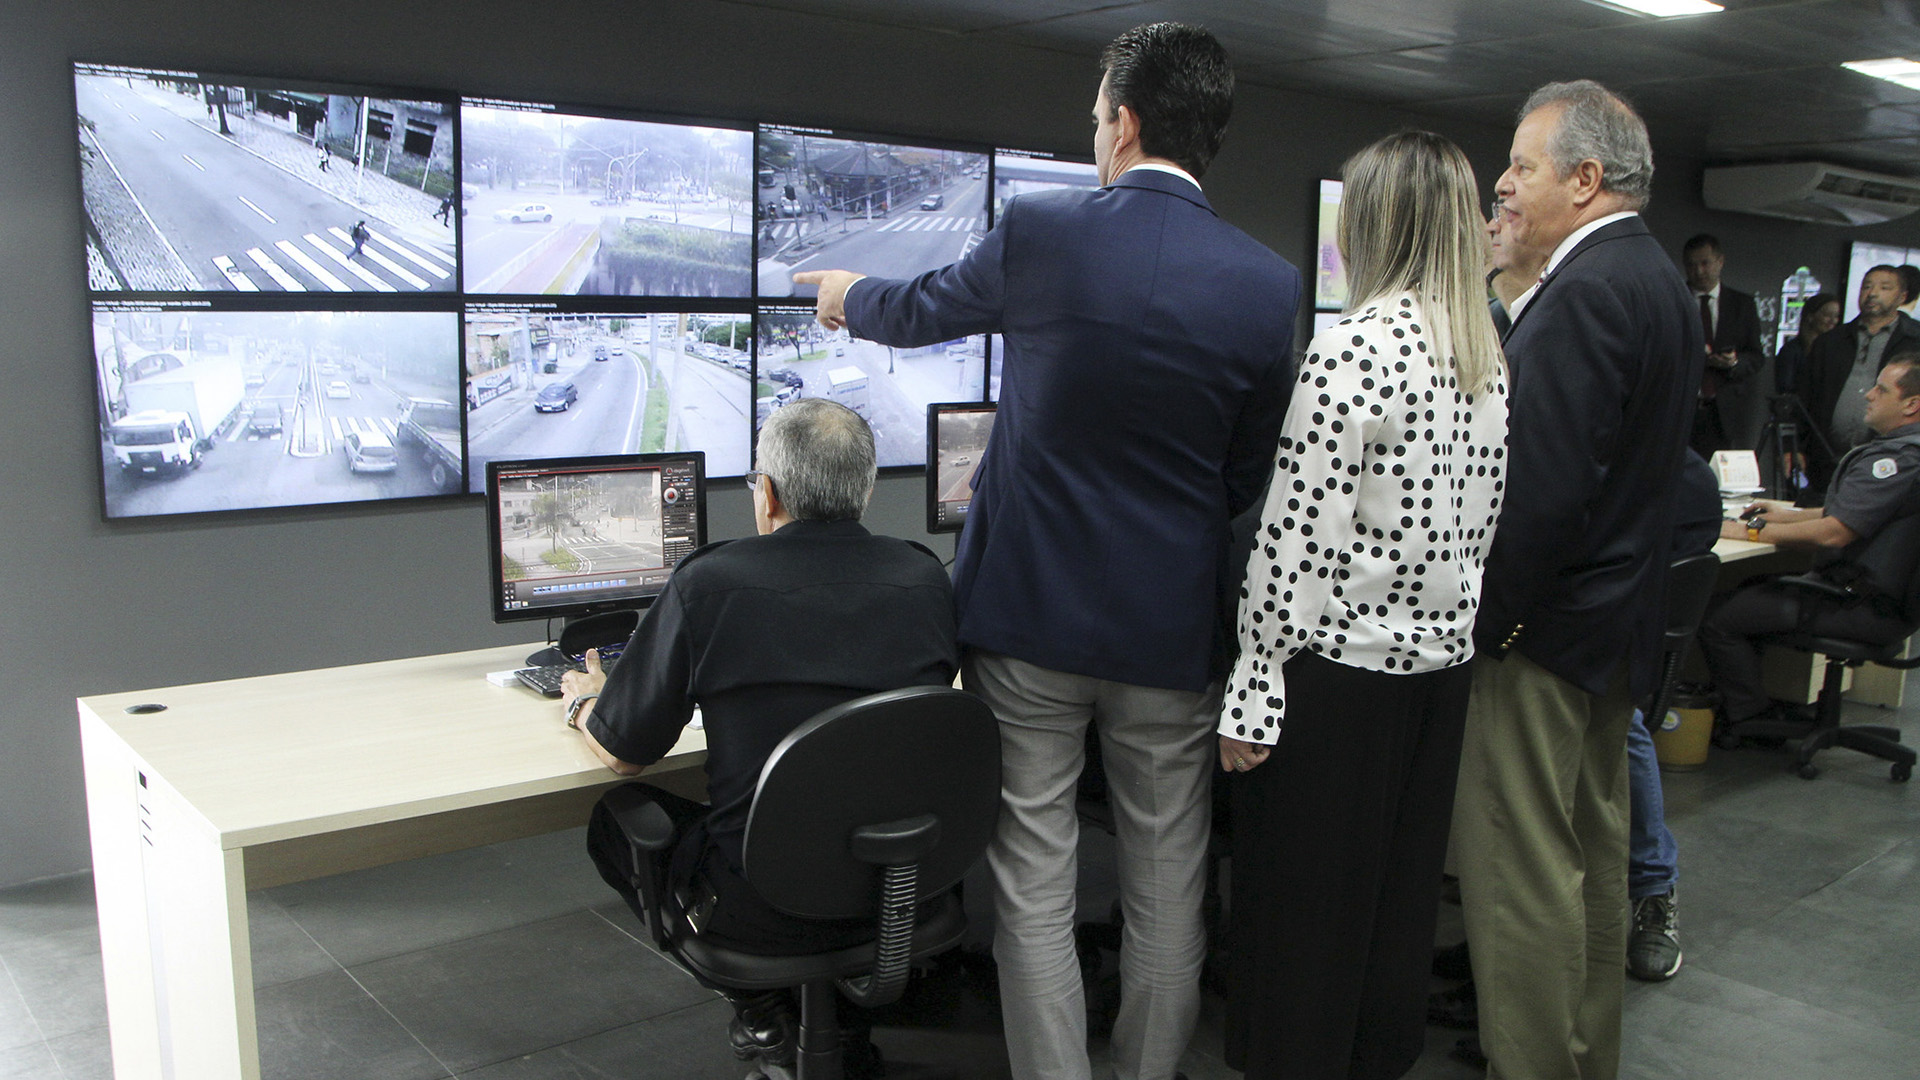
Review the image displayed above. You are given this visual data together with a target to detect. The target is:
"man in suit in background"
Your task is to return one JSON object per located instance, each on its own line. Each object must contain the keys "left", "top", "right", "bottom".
{"left": 1684, "top": 233, "right": 1768, "bottom": 454}
{"left": 1453, "top": 80, "right": 1702, "bottom": 1080}
{"left": 796, "top": 23, "right": 1299, "bottom": 1080}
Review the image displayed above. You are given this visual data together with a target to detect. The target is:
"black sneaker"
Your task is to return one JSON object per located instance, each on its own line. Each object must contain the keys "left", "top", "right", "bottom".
{"left": 1627, "top": 888, "right": 1683, "bottom": 982}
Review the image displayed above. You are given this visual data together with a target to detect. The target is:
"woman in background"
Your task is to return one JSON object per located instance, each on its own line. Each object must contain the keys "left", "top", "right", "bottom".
{"left": 1775, "top": 291, "right": 1840, "bottom": 395}
{"left": 1216, "top": 130, "right": 1508, "bottom": 1080}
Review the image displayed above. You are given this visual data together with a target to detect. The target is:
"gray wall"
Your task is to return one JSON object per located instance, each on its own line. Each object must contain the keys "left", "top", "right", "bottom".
{"left": 5, "top": 0, "right": 1918, "bottom": 887}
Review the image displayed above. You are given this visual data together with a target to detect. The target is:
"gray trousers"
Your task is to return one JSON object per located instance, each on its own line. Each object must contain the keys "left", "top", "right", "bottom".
{"left": 964, "top": 649, "right": 1217, "bottom": 1080}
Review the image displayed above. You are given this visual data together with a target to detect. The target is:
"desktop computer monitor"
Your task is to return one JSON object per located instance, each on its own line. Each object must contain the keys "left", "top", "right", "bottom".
{"left": 926, "top": 402, "right": 995, "bottom": 533}
{"left": 486, "top": 451, "right": 707, "bottom": 626}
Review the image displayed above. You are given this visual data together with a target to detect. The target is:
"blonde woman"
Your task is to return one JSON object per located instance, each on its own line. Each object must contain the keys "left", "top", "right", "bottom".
{"left": 1217, "top": 130, "right": 1508, "bottom": 1080}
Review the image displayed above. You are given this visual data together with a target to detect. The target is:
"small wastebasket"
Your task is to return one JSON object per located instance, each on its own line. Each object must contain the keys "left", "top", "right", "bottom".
{"left": 1652, "top": 685, "right": 1715, "bottom": 771}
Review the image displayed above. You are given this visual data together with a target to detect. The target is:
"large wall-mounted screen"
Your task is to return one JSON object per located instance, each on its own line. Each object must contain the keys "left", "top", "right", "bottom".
{"left": 76, "top": 64, "right": 457, "bottom": 295}
{"left": 464, "top": 306, "right": 751, "bottom": 488}
{"left": 757, "top": 126, "right": 988, "bottom": 300}
{"left": 460, "top": 99, "right": 752, "bottom": 298}
{"left": 93, "top": 303, "right": 463, "bottom": 518}
{"left": 75, "top": 61, "right": 1074, "bottom": 518}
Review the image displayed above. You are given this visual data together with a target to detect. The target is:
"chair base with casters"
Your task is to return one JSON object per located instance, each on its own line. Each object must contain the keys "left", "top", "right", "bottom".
{"left": 598, "top": 685, "right": 1000, "bottom": 1080}
{"left": 1725, "top": 633, "right": 1916, "bottom": 782}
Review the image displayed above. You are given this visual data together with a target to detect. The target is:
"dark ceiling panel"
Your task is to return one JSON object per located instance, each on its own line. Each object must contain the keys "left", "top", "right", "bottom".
{"left": 726, "top": 0, "right": 1920, "bottom": 178}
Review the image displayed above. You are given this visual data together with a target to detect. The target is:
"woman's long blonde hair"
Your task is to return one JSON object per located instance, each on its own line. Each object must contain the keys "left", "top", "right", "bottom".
{"left": 1338, "top": 130, "right": 1504, "bottom": 395}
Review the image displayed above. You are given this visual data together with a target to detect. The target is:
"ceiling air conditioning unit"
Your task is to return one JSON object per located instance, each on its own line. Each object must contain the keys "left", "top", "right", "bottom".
{"left": 1703, "top": 162, "right": 1920, "bottom": 226}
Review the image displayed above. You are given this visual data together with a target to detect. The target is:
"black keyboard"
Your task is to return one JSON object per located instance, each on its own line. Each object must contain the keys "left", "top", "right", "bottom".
{"left": 515, "top": 639, "right": 629, "bottom": 698}
{"left": 515, "top": 664, "right": 573, "bottom": 698}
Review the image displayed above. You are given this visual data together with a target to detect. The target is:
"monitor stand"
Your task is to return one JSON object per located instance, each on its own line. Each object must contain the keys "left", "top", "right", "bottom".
{"left": 525, "top": 609, "right": 643, "bottom": 667}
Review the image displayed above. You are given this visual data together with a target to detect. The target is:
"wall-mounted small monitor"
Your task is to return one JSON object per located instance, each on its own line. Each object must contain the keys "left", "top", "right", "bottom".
{"left": 461, "top": 98, "right": 753, "bottom": 298}
{"left": 486, "top": 451, "right": 707, "bottom": 624}
{"left": 757, "top": 125, "right": 989, "bottom": 300}
{"left": 75, "top": 63, "right": 457, "bottom": 295}
{"left": 464, "top": 305, "right": 751, "bottom": 489}
{"left": 1315, "top": 178, "right": 1347, "bottom": 311}
{"left": 926, "top": 402, "right": 995, "bottom": 533}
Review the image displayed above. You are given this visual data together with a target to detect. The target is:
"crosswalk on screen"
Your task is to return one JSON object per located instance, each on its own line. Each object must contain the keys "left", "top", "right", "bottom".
{"left": 76, "top": 64, "right": 457, "bottom": 295}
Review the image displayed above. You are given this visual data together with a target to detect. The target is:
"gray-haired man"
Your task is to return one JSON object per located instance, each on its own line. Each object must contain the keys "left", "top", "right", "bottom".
{"left": 567, "top": 399, "right": 957, "bottom": 1074}
{"left": 1455, "top": 81, "right": 1701, "bottom": 1080}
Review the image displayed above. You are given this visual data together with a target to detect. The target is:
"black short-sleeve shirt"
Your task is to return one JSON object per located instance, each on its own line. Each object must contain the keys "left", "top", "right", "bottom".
{"left": 583, "top": 518, "right": 958, "bottom": 869}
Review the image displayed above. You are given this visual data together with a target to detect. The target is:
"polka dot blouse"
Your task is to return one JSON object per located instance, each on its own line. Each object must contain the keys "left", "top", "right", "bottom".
{"left": 1220, "top": 292, "right": 1510, "bottom": 744}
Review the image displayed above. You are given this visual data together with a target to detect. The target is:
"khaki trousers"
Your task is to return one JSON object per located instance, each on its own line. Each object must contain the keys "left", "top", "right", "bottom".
{"left": 1452, "top": 651, "right": 1633, "bottom": 1080}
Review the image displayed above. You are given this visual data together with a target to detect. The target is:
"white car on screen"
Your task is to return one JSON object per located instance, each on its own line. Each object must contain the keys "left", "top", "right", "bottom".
{"left": 493, "top": 203, "right": 553, "bottom": 223}
{"left": 326, "top": 380, "right": 351, "bottom": 399}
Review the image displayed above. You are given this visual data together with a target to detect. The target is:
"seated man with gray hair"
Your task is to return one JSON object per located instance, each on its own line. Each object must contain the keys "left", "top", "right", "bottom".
{"left": 563, "top": 399, "right": 957, "bottom": 1073}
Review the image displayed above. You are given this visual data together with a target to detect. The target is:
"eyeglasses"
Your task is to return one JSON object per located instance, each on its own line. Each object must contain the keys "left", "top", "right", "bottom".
{"left": 744, "top": 469, "right": 768, "bottom": 490}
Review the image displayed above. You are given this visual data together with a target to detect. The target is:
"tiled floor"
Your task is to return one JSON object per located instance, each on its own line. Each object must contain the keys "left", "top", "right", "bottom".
{"left": 2, "top": 697, "right": 1916, "bottom": 1080}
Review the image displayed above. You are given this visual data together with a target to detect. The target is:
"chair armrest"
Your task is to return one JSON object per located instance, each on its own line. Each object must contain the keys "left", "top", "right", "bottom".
{"left": 601, "top": 783, "right": 678, "bottom": 951}
{"left": 1770, "top": 573, "right": 1854, "bottom": 603}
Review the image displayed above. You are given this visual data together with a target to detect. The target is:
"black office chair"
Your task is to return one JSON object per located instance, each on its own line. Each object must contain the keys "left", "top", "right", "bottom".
{"left": 600, "top": 686, "right": 1001, "bottom": 1080}
{"left": 1647, "top": 550, "right": 1723, "bottom": 725}
{"left": 1726, "top": 513, "right": 1920, "bottom": 782}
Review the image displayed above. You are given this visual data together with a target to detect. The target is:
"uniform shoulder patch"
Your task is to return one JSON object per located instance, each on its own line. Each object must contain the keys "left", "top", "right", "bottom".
{"left": 1873, "top": 457, "right": 1899, "bottom": 479}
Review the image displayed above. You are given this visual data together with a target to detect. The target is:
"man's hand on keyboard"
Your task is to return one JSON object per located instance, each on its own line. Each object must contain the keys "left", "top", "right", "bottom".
{"left": 559, "top": 649, "right": 610, "bottom": 720}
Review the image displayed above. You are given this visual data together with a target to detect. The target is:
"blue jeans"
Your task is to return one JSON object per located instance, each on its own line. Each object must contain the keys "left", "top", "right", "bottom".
{"left": 1627, "top": 709, "right": 1678, "bottom": 899}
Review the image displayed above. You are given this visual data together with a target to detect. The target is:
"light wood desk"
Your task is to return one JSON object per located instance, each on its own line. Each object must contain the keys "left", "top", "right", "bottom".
{"left": 78, "top": 643, "right": 705, "bottom": 1080}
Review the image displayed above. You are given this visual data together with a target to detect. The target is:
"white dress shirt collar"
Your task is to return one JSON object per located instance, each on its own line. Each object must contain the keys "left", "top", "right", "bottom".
{"left": 1508, "top": 211, "right": 1640, "bottom": 323}
{"left": 1120, "top": 162, "right": 1202, "bottom": 190}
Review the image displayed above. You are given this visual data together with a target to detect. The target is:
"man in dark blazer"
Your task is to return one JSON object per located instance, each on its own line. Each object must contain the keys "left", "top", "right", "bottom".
{"left": 1452, "top": 81, "right": 1702, "bottom": 1080}
{"left": 1683, "top": 233, "right": 1769, "bottom": 453}
{"left": 797, "top": 24, "right": 1298, "bottom": 1080}
{"left": 1797, "top": 265, "right": 1920, "bottom": 498}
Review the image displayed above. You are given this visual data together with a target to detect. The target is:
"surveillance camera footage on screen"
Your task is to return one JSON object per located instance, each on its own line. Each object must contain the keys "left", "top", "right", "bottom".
{"left": 464, "top": 307, "right": 752, "bottom": 488}
{"left": 460, "top": 100, "right": 753, "bottom": 298}
{"left": 76, "top": 64, "right": 458, "bottom": 295}
{"left": 757, "top": 127, "right": 988, "bottom": 300}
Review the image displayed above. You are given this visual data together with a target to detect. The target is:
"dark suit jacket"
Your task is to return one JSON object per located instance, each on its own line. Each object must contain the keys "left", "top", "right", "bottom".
{"left": 845, "top": 169, "right": 1300, "bottom": 691}
{"left": 1474, "top": 215, "right": 1704, "bottom": 699}
{"left": 1696, "top": 285, "right": 1768, "bottom": 452}
{"left": 1797, "top": 311, "right": 1920, "bottom": 491}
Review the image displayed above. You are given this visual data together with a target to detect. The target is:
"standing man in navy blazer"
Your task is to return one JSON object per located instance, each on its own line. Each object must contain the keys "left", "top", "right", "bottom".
{"left": 1452, "top": 82, "right": 1702, "bottom": 1080}
{"left": 798, "top": 23, "right": 1298, "bottom": 1080}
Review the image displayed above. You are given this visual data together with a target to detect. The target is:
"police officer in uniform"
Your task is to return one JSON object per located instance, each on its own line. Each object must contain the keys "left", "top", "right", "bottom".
{"left": 1699, "top": 351, "right": 1920, "bottom": 727}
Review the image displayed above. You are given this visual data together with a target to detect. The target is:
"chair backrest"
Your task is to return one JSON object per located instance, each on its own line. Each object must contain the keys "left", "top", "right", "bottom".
{"left": 1843, "top": 510, "right": 1920, "bottom": 624}
{"left": 1664, "top": 551, "right": 1722, "bottom": 644}
{"left": 741, "top": 686, "right": 1000, "bottom": 921}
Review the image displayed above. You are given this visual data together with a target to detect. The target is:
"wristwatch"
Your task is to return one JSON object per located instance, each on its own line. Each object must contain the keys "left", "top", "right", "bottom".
{"left": 565, "top": 693, "right": 599, "bottom": 730}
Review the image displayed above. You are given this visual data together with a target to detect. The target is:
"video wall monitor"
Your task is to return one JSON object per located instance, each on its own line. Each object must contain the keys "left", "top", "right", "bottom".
{"left": 756, "top": 304, "right": 984, "bottom": 469}
{"left": 926, "top": 402, "right": 995, "bottom": 533}
{"left": 93, "top": 303, "right": 464, "bottom": 519}
{"left": 464, "top": 305, "right": 751, "bottom": 489}
{"left": 757, "top": 126, "right": 988, "bottom": 300}
{"left": 486, "top": 451, "right": 707, "bottom": 624}
{"left": 1315, "top": 179, "right": 1347, "bottom": 311}
{"left": 75, "top": 63, "right": 457, "bottom": 294}
{"left": 991, "top": 148, "right": 1100, "bottom": 222}
{"left": 461, "top": 98, "right": 753, "bottom": 298}
{"left": 1843, "top": 241, "right": 1918, "bottom": 322}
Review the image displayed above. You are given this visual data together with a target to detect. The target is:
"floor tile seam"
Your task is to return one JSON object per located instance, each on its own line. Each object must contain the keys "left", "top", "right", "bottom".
{"left": 1791, "top": 834, "right": 1907, "bottom": 904}
{"left": 271, "top": 911, "right": 459, "bottom": 1078}
{"left": 332, "top": 962, "right": 461, "bottom": 1080}
{"left": 1679, "top": 959, "right": 1920, "bottom": 1040}
{"left": 440, "top": 999, "right": 725, "bottom": 1078}
{"left": 0, "top": 953, "right": 52, "bottom": 1053}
